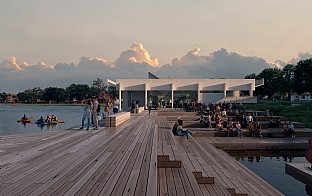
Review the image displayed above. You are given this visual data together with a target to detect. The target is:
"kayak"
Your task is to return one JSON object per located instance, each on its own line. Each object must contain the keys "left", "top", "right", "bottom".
{"left": 49, "top": 121, "right": 58, "bottom": 125}
{"left": 17, "top": 119, "right": 31, "bottom": 123}
{"left": 35, "top": 121, "right": 50, "bottom": 125}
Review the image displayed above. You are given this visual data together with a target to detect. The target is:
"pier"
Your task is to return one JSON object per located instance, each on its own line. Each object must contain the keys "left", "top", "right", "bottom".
{"left": 0, "top": 110, "right": 309, "bottom": 195}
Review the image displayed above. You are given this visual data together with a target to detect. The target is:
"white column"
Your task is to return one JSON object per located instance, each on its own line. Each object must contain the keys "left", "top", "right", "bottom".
{"left": 145, "top": 83, "right": 148, "bottom": 108}
{"left": 171, "top": 83, "right": 174, "bottom": 108}
{"left": 118, "top": 83, "right": 122, "bottom": 112}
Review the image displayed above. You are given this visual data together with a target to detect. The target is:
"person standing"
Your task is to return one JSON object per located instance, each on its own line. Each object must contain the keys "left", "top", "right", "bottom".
{"left": 113, "top": 97, "right": 120, "bottom": 114}
{"left": 80, "top": 99, "right": 92, "bottom": 131}
{"left": 92, "top": 96, "right": 99, "bottom": 130}
{"left": 148, "top": 98, "right": 153, "bottom": 116}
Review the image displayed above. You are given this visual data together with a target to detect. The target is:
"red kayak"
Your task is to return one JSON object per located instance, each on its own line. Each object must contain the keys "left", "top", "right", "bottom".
{"left": 17, "top": 118, "right": 32, "bottom": 123}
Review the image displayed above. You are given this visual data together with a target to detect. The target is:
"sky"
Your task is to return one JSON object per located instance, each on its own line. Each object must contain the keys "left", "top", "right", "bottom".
{"left": 1, "top": 0, "right": 312, "bottom": 92}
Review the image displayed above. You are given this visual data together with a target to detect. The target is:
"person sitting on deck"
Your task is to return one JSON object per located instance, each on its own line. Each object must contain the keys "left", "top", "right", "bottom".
{"left": 199, "top": 114, "right": 206, "bottom": 124}
{"left": 282, "top": 121, "right": 290, "bottom": 137}
{"left": 255, "top": 121, "right": 263, "bottom": 137}
{"left": 235, "top": 122, "right": 243, "bottom": 137}
{"left": 288, "top": 121, "right": 295, "bottom": 138}
{"left": 275, "top": 117, "right": 281, "bottom": 128}
{"left": 45, "top": 115, "right": 51, "bottom": 123}
{"left": 246, "top": 113, "right": 253, "bottom": 124}
{"left": 227, "top": 121, "right": 234, "bottom": 137}
{"left": 172, "top": 116, "right": 181, "bottom": 135}
{"left": 221, "top": 108, "right": 227, "bottom": 117}
{"left": 175, "top": 117, "right": 195, "bottom": 142}
{"left": 215, "top": 121, "right": 223, "bottom": 131}
{"left": 249, "top": 122, "right": 255, "bottom": 137}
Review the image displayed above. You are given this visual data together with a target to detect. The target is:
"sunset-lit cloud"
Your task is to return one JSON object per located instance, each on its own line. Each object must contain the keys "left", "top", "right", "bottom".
{"left": 0, "top": 43, "right": 310, "bottom": 92}
{"left": 0, "top": 57, "right": 23, "bottom": 71}
{"left": 116, "top": 43, "right": 159, "bottom": 67}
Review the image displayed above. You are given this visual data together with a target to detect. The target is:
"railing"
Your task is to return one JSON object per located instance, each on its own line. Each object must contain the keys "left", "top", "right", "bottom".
{"left": 215, "top": 96, "right": 257, "bottom": 104}
{"left": 255, "top": 78, "right": 264, "bottom": 87}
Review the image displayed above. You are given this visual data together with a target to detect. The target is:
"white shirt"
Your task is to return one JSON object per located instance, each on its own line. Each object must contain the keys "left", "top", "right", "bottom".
{"left": 113, "top": 100, "right": 120, "bottom": 109}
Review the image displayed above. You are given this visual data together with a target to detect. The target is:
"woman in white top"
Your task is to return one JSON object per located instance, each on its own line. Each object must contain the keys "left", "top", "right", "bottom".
{"left": 80, "top": 99, "right": 92, "bottom": 130}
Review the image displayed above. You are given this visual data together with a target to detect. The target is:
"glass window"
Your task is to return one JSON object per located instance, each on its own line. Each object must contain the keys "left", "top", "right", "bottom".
{"left": 173, "top": 91, "right": 198, "bottom": 106}
{"left": 226, "top": 91, "right": 233, "bottom": 97}
{"left": 147, "top": 90, "right": 172, "bottom": 108}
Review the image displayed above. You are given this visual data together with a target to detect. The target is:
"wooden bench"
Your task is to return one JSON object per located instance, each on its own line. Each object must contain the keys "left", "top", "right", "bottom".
{"left": 105, "top": 112, "right": 131, "bottom": 127}
{"left": 134, "top": 107, "right": 145, "bottom": 114}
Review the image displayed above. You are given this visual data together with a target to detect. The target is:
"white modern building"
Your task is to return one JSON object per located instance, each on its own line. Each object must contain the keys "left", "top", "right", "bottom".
{"left": 113, "top": 73, "right": 264, "bottom": 111}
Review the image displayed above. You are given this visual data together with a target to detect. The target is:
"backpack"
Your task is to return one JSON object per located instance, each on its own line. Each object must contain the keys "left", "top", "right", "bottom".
{"left": 172, "top": 126, "right": 178, "bottom": 135}
{"left": 96, "top": 104, "right": 101, "bottom": 113}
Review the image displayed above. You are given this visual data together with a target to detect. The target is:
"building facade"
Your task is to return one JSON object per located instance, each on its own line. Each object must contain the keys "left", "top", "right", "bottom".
{"left": 115, "top": 77, "right": 264, "bottom": 111}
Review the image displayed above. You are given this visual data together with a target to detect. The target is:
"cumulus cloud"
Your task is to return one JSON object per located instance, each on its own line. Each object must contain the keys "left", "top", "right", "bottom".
{"left": 0, "top": 43, "right": 311, "bottom": 92}
{"left": 274, "top": 51, "right": 312, "bottom": 68}
{"left": 0, "top": 57, "right": 23, "bottom": 71}
{"left": 155, "top": 48, "right": 276, "bottom": 79}
{"left": 116, "top": 43, "right": 159, "bottom": 67}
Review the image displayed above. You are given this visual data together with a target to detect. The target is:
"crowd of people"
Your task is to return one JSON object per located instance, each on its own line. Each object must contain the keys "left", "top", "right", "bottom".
{"left": 80, "top": 96, "right": 120, "bottom": 131}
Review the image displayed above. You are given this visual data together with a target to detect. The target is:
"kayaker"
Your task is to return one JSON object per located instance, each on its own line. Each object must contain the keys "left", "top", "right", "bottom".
{"left": 45, "top": 115, "right": 51, "bottom": 123}
{"left": 51, "top": 115, "right": 58, "bottom": 121}
{"left": 21, "top": 114, "right": 29, "bottom": 121}
{"left": 37, "top": 116, "right": 44, "bottom": 123}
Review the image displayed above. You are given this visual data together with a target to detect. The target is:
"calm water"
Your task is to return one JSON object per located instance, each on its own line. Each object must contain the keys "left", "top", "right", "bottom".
{"left": 227, "top": 150, "right": 311, "bottom": 196}
{"left": 0, "top": 104, "right": 84, "bottom": 136}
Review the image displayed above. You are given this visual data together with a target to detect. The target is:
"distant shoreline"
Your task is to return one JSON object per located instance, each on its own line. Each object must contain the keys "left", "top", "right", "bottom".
{"left": 0, "top": 103, "right": 86, "bottom": 106}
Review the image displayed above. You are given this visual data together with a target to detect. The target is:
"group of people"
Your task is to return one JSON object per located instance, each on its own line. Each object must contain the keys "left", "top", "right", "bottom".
{"left": 80, "top": 96, "right": 100, "bottom": 131}
{"left": 80, "top": 96, "right": 120, "bottom": 130}
{"left": 37, "top": 115, "right": 58, "bottom": 123}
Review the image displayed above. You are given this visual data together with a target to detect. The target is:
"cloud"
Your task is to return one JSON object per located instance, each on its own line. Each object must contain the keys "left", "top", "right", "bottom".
{"left": 0, "top": 57, "right": 23, "bottom": 71}
{"left": 155, "top": 48, "right": 276, "bottom": 78}
{"left": 0, "top": 43, "right": 311, "bottom": 93}
{"left": 274, "top": 52, "right": 312, "bottom": 67}
{"left": 116, "top": 43, "right": 159, "bottom": 67}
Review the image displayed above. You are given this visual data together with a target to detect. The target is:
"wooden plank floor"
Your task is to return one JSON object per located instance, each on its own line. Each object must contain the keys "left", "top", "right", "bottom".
{"left": 0, "top": 111, "right": 157, "bottom": 196}
{"left": 0, "top": 110, "right": 288, "bottom": 196}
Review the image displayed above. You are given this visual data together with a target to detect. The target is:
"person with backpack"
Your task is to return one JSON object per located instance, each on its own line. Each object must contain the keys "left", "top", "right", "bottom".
{"left": 92, "top": 96, "right": 99, "bottom": 130}
{"left": 173, "top": 116, "right": 195, "bottom": 142}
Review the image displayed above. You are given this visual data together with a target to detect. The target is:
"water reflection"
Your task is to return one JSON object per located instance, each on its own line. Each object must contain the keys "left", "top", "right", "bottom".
{"left": 226, "top": 150, "right": 311, "bottom": 196}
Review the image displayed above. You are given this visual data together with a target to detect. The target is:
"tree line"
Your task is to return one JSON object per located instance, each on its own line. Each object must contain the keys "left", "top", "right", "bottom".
{"left": 0, "top": 78, "right": 107, "bottom": 103}
{"left": 245, "top": 58, "right": 312, "bottom": 99}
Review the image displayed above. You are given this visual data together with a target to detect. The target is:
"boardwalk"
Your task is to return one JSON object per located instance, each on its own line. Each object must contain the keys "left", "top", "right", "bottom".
{"left": 0, "top": 110, "right": 300, "bottom": 195}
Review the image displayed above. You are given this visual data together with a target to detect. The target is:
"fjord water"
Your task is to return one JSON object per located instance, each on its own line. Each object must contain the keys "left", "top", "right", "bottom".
{"left": 0, "top": 104, "right": 83, "bottom": 136}
{"left": 228, "top": 150, "right": 311, "bottom": 196}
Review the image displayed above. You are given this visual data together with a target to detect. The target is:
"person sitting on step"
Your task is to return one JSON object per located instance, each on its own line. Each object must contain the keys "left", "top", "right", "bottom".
{"left": 255, "top": 121, "right": 263, "bottom": 137}
{"left": 175, "top": 117, "right": 195, "bottom": 142}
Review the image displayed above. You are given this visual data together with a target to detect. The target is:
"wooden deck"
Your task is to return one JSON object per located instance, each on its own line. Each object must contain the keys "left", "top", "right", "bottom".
{"left": 0, "top": 110, "right": 290, "bottom": 196}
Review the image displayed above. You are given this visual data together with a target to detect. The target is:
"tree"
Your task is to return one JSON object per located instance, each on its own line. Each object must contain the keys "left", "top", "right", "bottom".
{"left": 255, "top": 68, "right": 282, "bottom": 99}
{"left": 92, "top": 78, "right": 106, "bottom": 95}
{"left": 42, "top": 87, "right": 67, "bottom": 103}
{"left": 294, "top": 58, "right": 312, "bottom": 94}
{"left": 17, "top": 87, "right": 43, "bottom": 103}
{"left": 66, "top": 84, "right": 91, "bottom": 101}
{"left": 0, "top": 92, "right": 7, "bottom": 103}
{"left": 281, "top": 64, "right": 295, "bottom": 99}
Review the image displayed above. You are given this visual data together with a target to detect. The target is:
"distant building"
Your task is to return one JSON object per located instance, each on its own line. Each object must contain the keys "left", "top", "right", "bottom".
{"left": 291, "top": 93, "right": 312, "bottom": 102}
{"left": 6, "top": 94, "right": 18, "bottom": 103}
{"left": 111, "top": 73, "right": 264, "bottom": 111}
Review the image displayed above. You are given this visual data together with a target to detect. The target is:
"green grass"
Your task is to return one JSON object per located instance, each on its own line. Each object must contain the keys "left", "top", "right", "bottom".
{"left": 246, "top": 101, "right": 312, "bottom": 128}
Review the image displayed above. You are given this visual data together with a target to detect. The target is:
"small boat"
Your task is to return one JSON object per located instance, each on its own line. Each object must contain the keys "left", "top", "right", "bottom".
{"left": 34, "top": 121, "right": 50, "bottom": 125}
{"left": 17, "top": 118, "right": 32, "bottom": 123}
